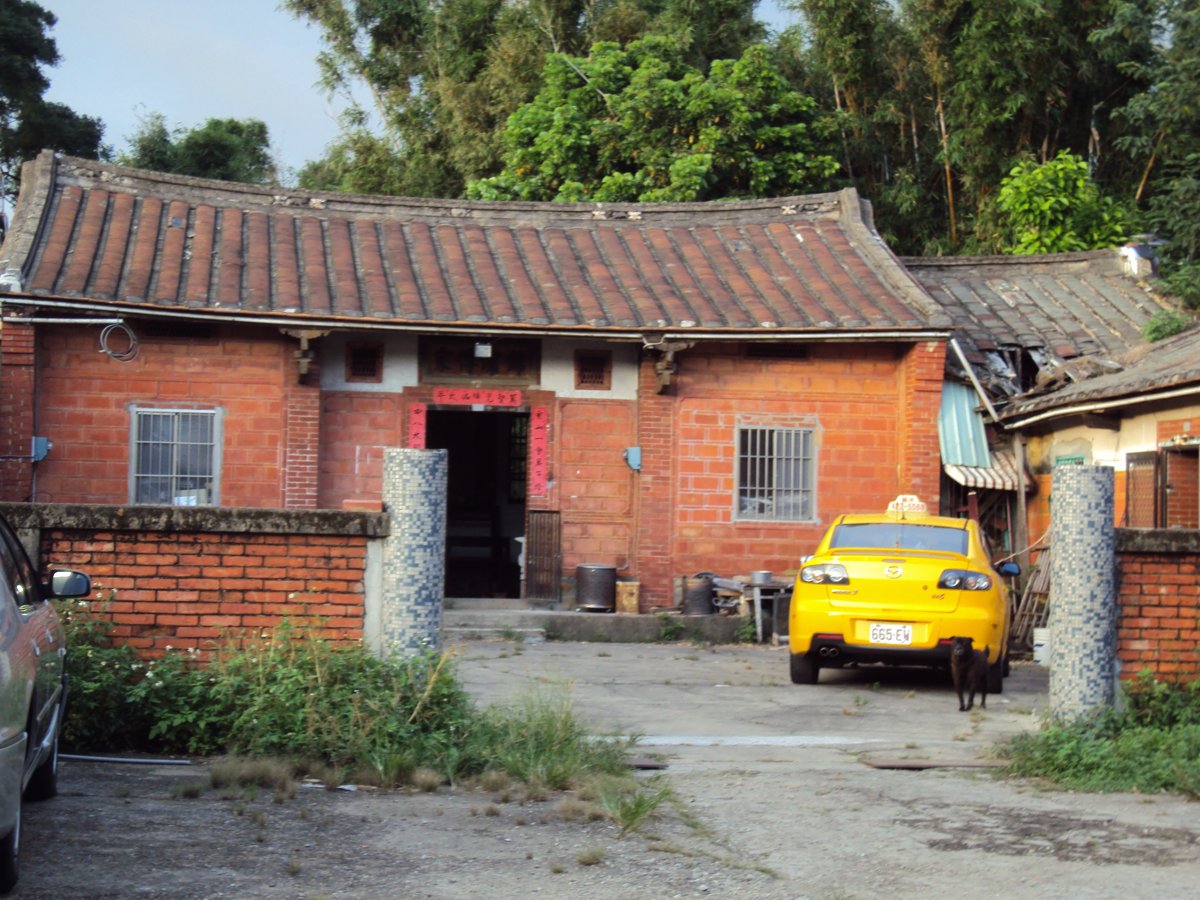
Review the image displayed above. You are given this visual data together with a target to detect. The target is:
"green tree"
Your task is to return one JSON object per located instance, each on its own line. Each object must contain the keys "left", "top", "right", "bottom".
{"left": 1112, "top": 0, "right": 1200, "bottom": 305}
{"left": 994, "top": 151, "right": 1128, "bottom": 254}
{"left": 0, "top": 0, "right": 106, "bottom": 199}
{"left": 787, "top": 0, "right": 1155, "bottom": 254}
{"left": 285, "top": 0, "right": 766, "bottom": 198}
{"left": 467, "top": 37, "right": 838, "bottom": 203}
{"left": 119, "top": 114, "right": 277, "bottom": 184}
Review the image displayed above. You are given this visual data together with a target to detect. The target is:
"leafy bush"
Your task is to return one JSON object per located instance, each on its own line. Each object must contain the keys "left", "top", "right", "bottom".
{"left": 1001, "top": 673, "right": 1200, "bottom": 797}
{"left": 1142, "top": 308, "right": 1194, "bottom": 342}
{"left": 995, "top": 151, "right": 1128, "bottom": 254}
{"left": 59, "top": 606, "right": 632, "bottom": 792}
{"left": 58, "top": 599, "right": 152, "bottom": 750}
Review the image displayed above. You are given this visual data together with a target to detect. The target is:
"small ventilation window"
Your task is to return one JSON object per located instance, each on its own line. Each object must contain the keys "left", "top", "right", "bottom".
{"left": 345, "top": 342, "right": 384, "bottom": 383}
{"left": 575, "top": 350, "right": 612, "bottom": 390}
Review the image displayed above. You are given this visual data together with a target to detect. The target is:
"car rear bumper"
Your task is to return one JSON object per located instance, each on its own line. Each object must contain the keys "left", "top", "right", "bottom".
{"left": 801, "top": 635, "right": 955, "bottom": 668}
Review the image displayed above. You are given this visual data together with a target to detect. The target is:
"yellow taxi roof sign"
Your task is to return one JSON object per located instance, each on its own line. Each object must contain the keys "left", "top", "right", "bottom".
{"left": 886, "top": 494, "right": 928, "bottom": 517}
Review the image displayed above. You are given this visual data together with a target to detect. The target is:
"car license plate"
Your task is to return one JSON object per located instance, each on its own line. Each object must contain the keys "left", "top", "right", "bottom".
{"left": 868, "top": 622, "right": 913, "bottom": 645}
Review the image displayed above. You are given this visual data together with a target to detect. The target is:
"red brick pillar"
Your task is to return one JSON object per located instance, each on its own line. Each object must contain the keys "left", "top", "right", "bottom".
{"left": 0, "top": 321, "right": 36, "bottom": 501}
{"left": 900, "top": 340, "right": 946, "bottom": 506}
{"left": 283, "top": 379, "right": 321, "bottom": 509}
{"left": 633, "top": 354, "right": 677, "bottom": 608}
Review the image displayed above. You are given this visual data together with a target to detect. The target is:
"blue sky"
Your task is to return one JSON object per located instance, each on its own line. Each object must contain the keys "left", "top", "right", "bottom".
{"left": 41, "top": 1, "right": 796, "bottom": 182}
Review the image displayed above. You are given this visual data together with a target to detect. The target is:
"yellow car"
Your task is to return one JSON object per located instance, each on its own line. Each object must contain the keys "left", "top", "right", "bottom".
{"left": 788, "top": 495, "right": 1019, "bottom": 689}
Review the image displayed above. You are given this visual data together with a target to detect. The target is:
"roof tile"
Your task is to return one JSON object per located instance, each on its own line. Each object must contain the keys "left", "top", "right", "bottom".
{"left": 0, "top": 152, "right": 947, "bottom": 337}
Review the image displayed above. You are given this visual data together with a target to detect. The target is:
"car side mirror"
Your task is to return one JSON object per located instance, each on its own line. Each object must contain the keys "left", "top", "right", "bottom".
{"left": 48, "top": 569, "right": 91, "bottom": 599}
{"left": 996, "top": 561, "right": 1020, "bottom": 577}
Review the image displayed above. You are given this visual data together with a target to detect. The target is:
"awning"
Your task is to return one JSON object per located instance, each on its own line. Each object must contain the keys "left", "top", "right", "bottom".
{"left": 944, "top": 448, "right": 1028, "bottom": 492}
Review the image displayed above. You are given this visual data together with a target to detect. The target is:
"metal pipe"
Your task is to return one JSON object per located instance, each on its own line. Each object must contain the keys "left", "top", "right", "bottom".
{"left": 61, "top": 753, "right": 192, "bottom": 765}
{"left": 949, "top": 337, "right": 1000, "bottom": 422}
{"left": 2, "top": 317, "right": 124, "bottom": 325}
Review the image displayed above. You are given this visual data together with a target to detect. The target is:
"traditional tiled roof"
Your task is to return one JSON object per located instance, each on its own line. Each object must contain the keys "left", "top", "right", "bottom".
{"left": 0, "top": 152, "right": 947, "bottom": 338}
{"left": 999, "top": 327, "right": 1200, "bottom": 427}
{"left": 903, "top": 251, "right": 1174, "bottom": 396}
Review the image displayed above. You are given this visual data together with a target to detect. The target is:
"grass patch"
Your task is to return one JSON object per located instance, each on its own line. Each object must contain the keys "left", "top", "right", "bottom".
{"left": 58, "top": 610, "right": 639, "bottom": 798}
{"left": 598, "top": 777, "right": 672, "bottom": 837}
{"left": 576, "top": 847, "right": 606, "bottom": 866}
{"left": 1001, "top": 673, "right": 1200, "bottom": 796}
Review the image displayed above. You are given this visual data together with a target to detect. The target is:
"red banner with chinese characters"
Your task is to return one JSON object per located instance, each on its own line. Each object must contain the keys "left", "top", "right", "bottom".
{"left": 407, "top": 403, "right": 427, "bottom": 448}
{"left": 529, "top": 406, "right": 548, "bottom": 496}
{"left": 431, "top": 387, "right": 523, "bottom": 407}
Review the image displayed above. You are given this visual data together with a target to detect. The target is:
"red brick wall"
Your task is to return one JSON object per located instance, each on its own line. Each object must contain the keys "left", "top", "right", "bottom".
{"left": 31, "top": 325, "right": 295, "bottom": 507}
{"left": 284, "top": 379, "right": 322, "bottom": 509}
{"left": 631, "top": 340, "right": 945, "bottom": 607}
{"left": 900, "top": 340, "right": 947, "bottom": 503}
{"left": 318, "top": 391, "right": 405, "bottom": 509}
{"left": 633, "top": 357, "right": 677, "bottom": 606}
{"left": 0, "top": 321, "right": 36, "bottom": 502}
{"left": 42, "top": 527, "right": 368, "bottom": 656}
{"left": 1116, "top": 533, "right": 1200, "bottom": 682}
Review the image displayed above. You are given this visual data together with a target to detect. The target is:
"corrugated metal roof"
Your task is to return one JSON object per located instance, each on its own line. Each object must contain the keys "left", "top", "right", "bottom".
{"left": 939, "top": 381, "right": 990, "bottom": 467}
{"left": 0, "top": 152, "right": 948, "bottom": 337}
{"left": 944, "top": 447, "right": 1026, "bottom": 492}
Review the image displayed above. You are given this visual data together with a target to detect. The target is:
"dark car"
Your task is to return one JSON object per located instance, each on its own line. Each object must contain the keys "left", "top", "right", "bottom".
{"left": 0, "top": 512, "right": 90, "bottom": 894}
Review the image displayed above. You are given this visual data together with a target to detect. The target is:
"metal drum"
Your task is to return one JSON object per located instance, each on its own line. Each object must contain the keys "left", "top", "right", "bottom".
{"left": 576, "top": 564, "right": 617, "bottom": 612}
{"left": 683, "top": 575, "right": 714, "bottom": 615}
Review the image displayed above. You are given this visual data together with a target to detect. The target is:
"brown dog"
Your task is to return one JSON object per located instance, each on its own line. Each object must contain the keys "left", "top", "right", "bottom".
{"left": 950, "top": 636, "right": 989, "bottom": 711}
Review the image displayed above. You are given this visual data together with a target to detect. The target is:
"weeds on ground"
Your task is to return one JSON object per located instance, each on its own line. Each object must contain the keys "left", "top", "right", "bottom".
{"left": 598, "top": 777, "right": 672, "bottom": 836}
{"left": 656, "top": 612, "right": 685, "bottom": 641}
{"left": 1001, "top": 672, "right": 1200, "bottom": 796}
{"left": 59, "top": 605, "right": 640, "bottom": 803}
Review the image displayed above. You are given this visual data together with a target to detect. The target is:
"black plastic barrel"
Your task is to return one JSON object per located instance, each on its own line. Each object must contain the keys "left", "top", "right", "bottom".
{"left": 576, "top": 564, "right": 617, "bottom": 611}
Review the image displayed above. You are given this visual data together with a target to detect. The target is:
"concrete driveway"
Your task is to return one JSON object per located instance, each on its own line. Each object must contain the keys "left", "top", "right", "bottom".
{"left": 452, "top": 637, "right": 1200, "bottom": 899}
{"left": 453, "top": 637, "right": 1047, "bottom": 755}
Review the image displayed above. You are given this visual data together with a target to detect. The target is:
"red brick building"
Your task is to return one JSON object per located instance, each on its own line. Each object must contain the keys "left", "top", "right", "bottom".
{"left": 0, "top": 152, "right": 950, "bottom": 608}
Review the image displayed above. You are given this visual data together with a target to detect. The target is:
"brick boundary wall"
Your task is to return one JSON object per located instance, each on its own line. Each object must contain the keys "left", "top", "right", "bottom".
{"left": 0, "top": 503, "right": 388, "bottom": 657}
{"left": 1116, "top": 529, "right": 1200, "bottom": 683}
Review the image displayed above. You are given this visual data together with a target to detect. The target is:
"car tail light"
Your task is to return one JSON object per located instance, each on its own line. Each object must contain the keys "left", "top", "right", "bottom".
{"left": 801, "top": 564, "right": 849, "bottom": 585}
{"left": 938, "top": 569, "right": 993, "bottom": 590}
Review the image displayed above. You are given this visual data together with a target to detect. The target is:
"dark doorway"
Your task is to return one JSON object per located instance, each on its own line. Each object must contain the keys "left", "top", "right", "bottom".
{"left": 426, "top": 409, "right": 527, "bottom": 598}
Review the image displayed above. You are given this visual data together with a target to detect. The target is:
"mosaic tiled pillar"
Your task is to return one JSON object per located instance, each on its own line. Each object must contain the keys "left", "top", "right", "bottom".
{"left": 380, "top": 448, "right": 447, "bottom": 655}
{"left": 1048, "top": 465, "right": 1117, "bottom": 719}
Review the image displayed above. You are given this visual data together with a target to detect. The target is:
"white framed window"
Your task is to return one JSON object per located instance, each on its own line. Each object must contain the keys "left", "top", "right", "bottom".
{"left": 736, "top": 426, "right": 815, "bottom": 521}
{"left": 128, "top": 406, "right": 223, "bottom": 505}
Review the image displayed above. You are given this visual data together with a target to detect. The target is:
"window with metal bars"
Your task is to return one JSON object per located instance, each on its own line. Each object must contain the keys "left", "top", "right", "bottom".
{"left": 345, "top": 342, "right": 384, "bottom": 382}
{"left": 574, "top": 350, "right": 612, "bottom": 390}
{"left": 736, "top": 426, "right": 815, "bottom": 521}
{"left": 129, "top": 407, "right": 223, "bottom": 505}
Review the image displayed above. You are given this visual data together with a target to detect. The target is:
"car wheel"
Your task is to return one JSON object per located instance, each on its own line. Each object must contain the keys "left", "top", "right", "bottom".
{"left": 0, "top": 803, "right": 19, "bottom": 895}
{"left": 790, "top": 653, "right": 819, "bottom": 685}
{"left": 1003, "top": 652, "right": 1011, "bottom": 677}
{"left": 987, "top": 656, "right": 1004, "bottom": 694}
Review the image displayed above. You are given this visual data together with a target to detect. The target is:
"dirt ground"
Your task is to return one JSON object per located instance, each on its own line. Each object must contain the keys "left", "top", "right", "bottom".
{"left": 15, "top": 638, "right": 1200, "bottom": 899}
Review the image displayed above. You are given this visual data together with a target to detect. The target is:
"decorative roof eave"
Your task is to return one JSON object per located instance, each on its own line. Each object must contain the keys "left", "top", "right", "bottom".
{"left": 1000, "top": 382, "right": 1200, "bottom": 431}
{"left": 997, "top": 327, "right": 1200, "bottom": 429}
{"left": 0, "top": 293, "right": 950, "bottom": 345}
